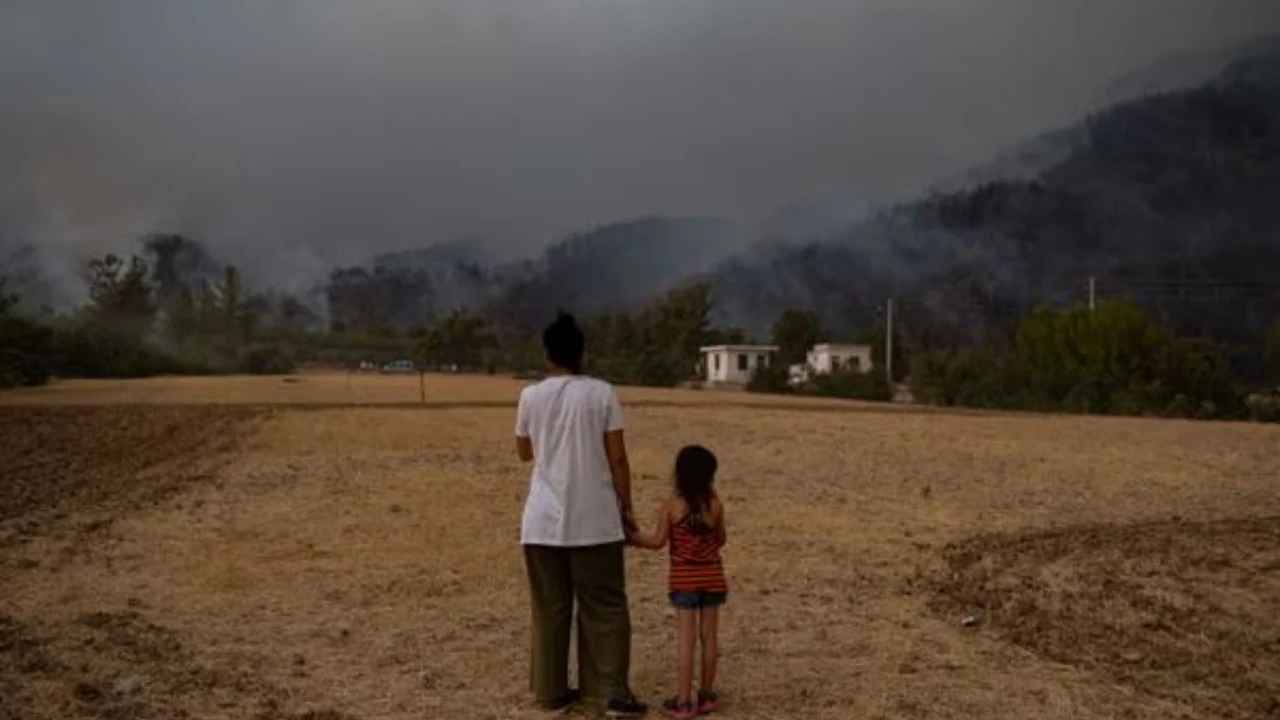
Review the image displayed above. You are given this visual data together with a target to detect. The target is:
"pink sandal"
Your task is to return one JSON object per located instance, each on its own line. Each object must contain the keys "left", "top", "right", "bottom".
{"left": 661, "top": 697, "right": 697, "bottom": 719}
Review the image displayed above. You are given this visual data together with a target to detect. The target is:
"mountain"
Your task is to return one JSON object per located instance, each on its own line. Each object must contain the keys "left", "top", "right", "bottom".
{"left": 371, "top": 237, "right": 493, "bottom": 272}
{"left": 363, "top": 237, "right": 495, "bottom": 319}
{"left": 480, "top": 216, "right": 749, "bottom": 337}
{"left": 1098, "top": 34, "right": 1280, "bottom": 106}
{"left": 10, "top": 39, "right": 1279, "bottom": 377}
{"left": 927, "top": 124, "right": 1087, "bottom": 195}
{"left": 321, "top": 40, "right": 1280, "bottom": 373}
{"left": 926, "top": 38, "right": 1280, "bottom": 198}
{"left": 322, "top": 216, "right": 749, "bottom": 333}
{"left": 704, "top": 47, "right": 1280, "bottom": 375}
{"left": 525, "top": 216, "right": 744, "bottom": 312}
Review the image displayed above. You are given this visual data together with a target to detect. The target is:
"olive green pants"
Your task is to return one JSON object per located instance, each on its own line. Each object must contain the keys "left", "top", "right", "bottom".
{"left": 523, "top": 541, "right": 632, "bottom": 704}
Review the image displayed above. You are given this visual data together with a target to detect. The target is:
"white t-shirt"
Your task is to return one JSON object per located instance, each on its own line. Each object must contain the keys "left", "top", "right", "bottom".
{"left": 515, "top": 375, "right": 625, "bottom": 547}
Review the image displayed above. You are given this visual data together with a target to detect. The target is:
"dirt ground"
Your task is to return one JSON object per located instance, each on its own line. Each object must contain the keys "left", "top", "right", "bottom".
{"left": 2, "top": 374, "right": 1279, "bottom": 719}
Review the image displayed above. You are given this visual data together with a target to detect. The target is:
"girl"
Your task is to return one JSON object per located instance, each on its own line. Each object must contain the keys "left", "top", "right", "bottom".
{"left": 632, "top": 445, "right": 727, "bottom": 718}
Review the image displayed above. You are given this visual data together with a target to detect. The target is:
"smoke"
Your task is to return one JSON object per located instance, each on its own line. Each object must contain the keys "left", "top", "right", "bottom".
{"left": 2, "top": 0, "right": 1278, "bottom": 305}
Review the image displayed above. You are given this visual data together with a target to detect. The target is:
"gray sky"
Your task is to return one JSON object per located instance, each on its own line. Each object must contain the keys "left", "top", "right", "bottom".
{"left": 2, "top": 0, "right": 1278, "bottom": 280}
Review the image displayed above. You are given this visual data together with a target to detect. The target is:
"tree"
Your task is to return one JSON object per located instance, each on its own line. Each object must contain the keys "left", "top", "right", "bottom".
{"left": 704, "top": 326, "right": 749, "bottom": 345}
{"left": 143, "top": 233, "right": 217, "bottom": 306}
{"left": 583, "top": 311, "right": 642, "bottom": 382}
{"left": 857, "top": 324, "right": 908, "bottom": 383}
{"left": 1013, "top": 298, "right": 1167, "bottom": 412}
{"left": 651, "top": 281, "right": 715, "bottom": 383}
{"left": 417, "top": 309, "right": 495, "bottom": 369}
{"left": 1151, "top": 336, "right": 1244, "bottom": 419}
{"left": 325, "top": 264, "right": 433, "bottom": 334}
{"left": 277, "top": 295, "right": 320, "bottom": 335}
{"left": 570, "top": 282, "right": 718, "bottom": 387}
{"left": 771, "top": 309, "right": 827, "bottom": 366}
{"left": 217, "top": 265, "right": 241, "bottom": 319}
{"left": 907, "top": 298, "right": 1249, "bottom": 418}
{"left": 0, "top": 281, "right": 54, "bottom": 388}
{"left": 159, "top": 284, "right": 201, "bottom": 348}
{"left": 1266, "top": 317, "right": 1280, "bottom": 386}
{"left": 213, "top": 265, "right": 258, "bottom": 349}
{"left": 86, "top": 253, "right": 155, "bottom": 337}
{"left": 909, "top": 347, "right": 1024, "bottom": 409}
{"left": 0, "top": 275, "right": 16, "bottom": 315}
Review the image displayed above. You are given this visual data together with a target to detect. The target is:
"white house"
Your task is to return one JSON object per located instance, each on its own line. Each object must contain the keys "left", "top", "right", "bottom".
{"left": 808, "top": 343, "right": 873, "bottom": 374}
{"left": 790, "top": 342, "right": 874, "bottom": 385}
{"left": 699, "top": 344, "right": 778, "bottom": 387}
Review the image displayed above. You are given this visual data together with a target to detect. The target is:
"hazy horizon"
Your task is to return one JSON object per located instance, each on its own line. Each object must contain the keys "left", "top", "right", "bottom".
{"left": 3, "top": 0, "right": 1279, "bottom": 292}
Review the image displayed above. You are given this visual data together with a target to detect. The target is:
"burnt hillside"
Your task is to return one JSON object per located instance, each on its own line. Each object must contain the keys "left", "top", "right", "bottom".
{"left": 705, "top": 48, "right": 1280, "bottom": 373}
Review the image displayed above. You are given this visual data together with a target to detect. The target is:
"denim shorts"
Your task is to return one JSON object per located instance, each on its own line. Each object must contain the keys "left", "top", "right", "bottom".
{"left": 669, "top": 590, "right": 728, "bottom": 610}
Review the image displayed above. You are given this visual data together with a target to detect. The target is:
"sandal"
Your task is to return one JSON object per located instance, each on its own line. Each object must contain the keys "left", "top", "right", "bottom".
{"left": 697, "top": 690, "right": 718, "bottom": 714}
{"left": 660, "top": 697, "right": 696, "bottom": 719}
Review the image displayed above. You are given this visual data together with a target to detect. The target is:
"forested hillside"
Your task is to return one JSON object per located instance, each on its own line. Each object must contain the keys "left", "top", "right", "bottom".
{"left": 5, "top": 42, "right": 1280, "bottom": 419}
{"left": 322, "top": 216, "right": 746, "bottom": 335}
{"left": 316, "top": 40, "right": 1280, "bottom": 367}
{"left": 707, "top": 47, "right": 1280, "bottom": 377}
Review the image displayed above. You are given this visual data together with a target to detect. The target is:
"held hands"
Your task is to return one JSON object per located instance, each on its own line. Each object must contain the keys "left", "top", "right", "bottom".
{"left": 620, "top": 503, "right": 641, "bottom": 546}
{"left": 621, "top": 504, "right": 663, "bottom": 550}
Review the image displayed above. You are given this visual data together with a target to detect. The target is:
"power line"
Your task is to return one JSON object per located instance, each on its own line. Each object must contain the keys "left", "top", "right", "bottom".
{"left": 1097, "top": 278, "right": 1280, "bottom": 289}
{"left": 1094, "top": 285, "right": 1280, "bottom": 295}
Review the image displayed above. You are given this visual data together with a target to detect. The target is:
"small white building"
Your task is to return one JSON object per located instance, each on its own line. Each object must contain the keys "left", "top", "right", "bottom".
{"left": 789, "top": 342, "right": 874, "bottom": 385}
{"left": 699, "top": 344, "right": 778, "bottom": 387}
{"left": 807, "top": 343, "right": 873, "bottom": 375}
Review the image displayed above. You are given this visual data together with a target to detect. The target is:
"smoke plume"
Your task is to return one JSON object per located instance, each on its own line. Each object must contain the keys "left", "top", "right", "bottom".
{"left": 2, "top": 0, "right": 1278, "bottom": 304}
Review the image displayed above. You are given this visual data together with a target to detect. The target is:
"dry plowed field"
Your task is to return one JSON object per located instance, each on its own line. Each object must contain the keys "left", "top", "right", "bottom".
{"left": 2, "top": 374, "right": 1278, "bottom": 719}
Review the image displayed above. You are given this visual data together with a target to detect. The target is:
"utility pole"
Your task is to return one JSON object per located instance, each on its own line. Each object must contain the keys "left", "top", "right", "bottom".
{"left": 885, "top": 297, "right": 894, "bottom": 387}
{"left": 1088, "top": 276, "right": 1096, "bottom": 311}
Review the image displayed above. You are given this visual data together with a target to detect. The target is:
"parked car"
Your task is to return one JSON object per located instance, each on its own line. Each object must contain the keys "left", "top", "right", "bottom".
{"left": 379, "top": 359, "right": 416, "bottom": 374}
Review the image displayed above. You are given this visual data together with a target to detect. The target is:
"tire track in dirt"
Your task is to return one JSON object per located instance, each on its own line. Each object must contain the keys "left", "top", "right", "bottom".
{"left": 0, "top": 405, "right": 359, "bottom": 719}
{"left": 929, "top": 515, "right": 1280, "bottom": 719}
{"left": 0, "top": 406, "right": 264, "bottom": 546}
{"left": 0, "top": 610, "right": 356, "bottom": 720}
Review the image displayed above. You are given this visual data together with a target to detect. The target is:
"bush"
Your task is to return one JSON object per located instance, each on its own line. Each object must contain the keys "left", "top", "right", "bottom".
{"left": 910, "top": 348, "right": 1023, "bottom": 409}
{"left": 906, "top": 301, "right": 1253, "bottom": 422}
{"left": 0, "top": 313, "right": 54, "bottom": 388}
{"left": 589, "top": 350, "right": 682, "bottom": 388}
{"left": 49, "top": 323, "right": 203, "bottom": 378}
{"left": 1246, "top": 392, "right": 1280, "bottom": 423}
{"left": 807, "top": 368, "right": 892, "bottom": 402}
{"left": 238, "top": 344, "right": 297, "bottom": 375}
{"left": 1149, "top": 337, "right": 1247, "bottom": 420}
{"left": 0, "top": 348, "right": 50, "bottom": 388}
{"left": 745, "top": 362, "right": 792, "bottom": 394}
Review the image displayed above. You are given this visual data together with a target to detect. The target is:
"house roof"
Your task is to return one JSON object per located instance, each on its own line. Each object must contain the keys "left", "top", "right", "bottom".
{"left": 699, "top": 344, "right": 779, "bottom": 353}
{"left": 811, "top": 342, "right": 872, "bottom": 352}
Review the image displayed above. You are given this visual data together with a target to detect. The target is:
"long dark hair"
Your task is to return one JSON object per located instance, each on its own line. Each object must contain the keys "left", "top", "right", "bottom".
{"left": 674, "top": 445, "right": 718, "bottom": 533}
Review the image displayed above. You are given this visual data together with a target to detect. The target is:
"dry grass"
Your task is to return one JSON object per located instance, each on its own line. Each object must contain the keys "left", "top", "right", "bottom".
{"left": 932, "top": 515, "right": 1280, "bottom": 718}
{"left": 2, "top": 374, "right": 1279, "bottom": 719}
{"left": 0, "top": 372, "right": 914, "bottom": 413}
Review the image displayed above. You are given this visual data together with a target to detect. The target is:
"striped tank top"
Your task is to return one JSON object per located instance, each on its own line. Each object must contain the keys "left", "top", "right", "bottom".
{"left": 668, "top": 513, "right": 727, "bottom": 593}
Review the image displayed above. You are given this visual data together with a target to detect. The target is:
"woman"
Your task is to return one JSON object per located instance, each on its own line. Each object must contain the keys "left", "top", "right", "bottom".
{"left": 514, "top": 312, "right": 648, "bottom": 717}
